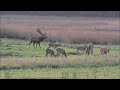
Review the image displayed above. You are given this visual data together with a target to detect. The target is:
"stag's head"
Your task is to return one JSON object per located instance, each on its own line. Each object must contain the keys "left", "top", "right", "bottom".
{"left": 36, "top": 29, "right": 47, "bottom": 39}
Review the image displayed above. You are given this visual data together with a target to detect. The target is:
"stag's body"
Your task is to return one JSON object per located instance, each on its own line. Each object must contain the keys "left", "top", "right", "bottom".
{"left": 29, "top": 37, "right": 46, "bottom": 48}
{"left": 29, "top": 29, "right": 47, "bottom": 48}
{"left": 45, "top": 48, "right": 56, "bottom": 58}
{"left": 56, "top": 48, "right": 67, "bottom": 58}
{"left": 86, "top": 43, "right": 94, "bottom": 55}
{"left": 48, "top": 43, "right": 61, "bottom": 51}
{"left": 100, "top": 48, "right": 110, "bottom": 55}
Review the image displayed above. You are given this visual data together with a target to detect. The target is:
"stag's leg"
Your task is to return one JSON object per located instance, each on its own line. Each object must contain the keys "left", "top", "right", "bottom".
{"left": 33, "top": 43, "right": 35, "bottom": 48}
{"left": 36, "top": 43, "right": 37, "bottom": 48}
{"left": 29, "top": 41, "right": 32, "bottom": 48}
{"left": 39, "top": 43, "right": 41, "bottom": 49}
{"left": 29, "top": 43, "right": 31, "bottom": 48}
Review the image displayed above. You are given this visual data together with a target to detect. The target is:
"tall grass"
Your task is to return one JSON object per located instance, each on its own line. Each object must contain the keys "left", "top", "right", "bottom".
{"left": 0, "top": 38, "right": 119, "bottom": 79}
{"left": 0, "top": 29, "right": 29, "bottom": 40}
{"left": 0, "top": 29, "right": 119, "bottom": 44}
{"left": 0, "top": 54, "right": 120, "bottom": 70}
{"left": 1, "top": 15, "right": 119, "bottom": 44}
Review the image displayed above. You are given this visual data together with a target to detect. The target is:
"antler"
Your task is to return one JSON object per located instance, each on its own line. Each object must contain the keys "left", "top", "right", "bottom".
{"left": 36, "top": 29, "right": 46, "bottom": 36}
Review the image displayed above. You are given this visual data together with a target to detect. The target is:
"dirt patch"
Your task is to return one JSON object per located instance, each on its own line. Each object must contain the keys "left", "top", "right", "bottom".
{"left": 67, "top": 52, "right": 78, "bottom": 55}
{"left": 0, "top": 53, "right": 22, "bottom": 57}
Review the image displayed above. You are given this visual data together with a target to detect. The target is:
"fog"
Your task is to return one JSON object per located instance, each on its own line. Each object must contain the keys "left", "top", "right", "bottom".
{"left": 0, "top": 11, "right": 119, "bottom": 17}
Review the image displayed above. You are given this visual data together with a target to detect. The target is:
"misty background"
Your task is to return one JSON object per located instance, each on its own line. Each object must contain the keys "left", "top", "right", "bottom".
{"left": 0, "top": 11, "right": 120, "bottom": 44}
{"left": 0, "top": 11, "right": 120, "bottom": 17}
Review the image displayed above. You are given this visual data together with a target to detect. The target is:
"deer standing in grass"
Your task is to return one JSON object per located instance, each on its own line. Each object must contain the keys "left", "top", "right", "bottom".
{"left": 100, "top": 47, "right": 110, "bottom": 55}
{"left": 76, "top": 44, "right": 87, "bottom": 55}
{"left": 85, "top": 43, "right": 94, "bottom": 55}
{"left": 29, "top": 29, "right": 47, "bottom": 48}
{"left": 48, "top": 43, "right": 61, "bottom": 51}
{"left": 45, "top": 47, "right": 56, "bottom": 58}
{"left": 56, "top": 48, "right": 67, "bottom": 58}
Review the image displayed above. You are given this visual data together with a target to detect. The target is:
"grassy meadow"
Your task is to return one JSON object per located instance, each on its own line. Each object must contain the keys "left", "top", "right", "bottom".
{"left": 0, "top": 14, "right": 120, "bottom": 79}
{"left": 0, "top": 38, "right": 120, "bottom": 79}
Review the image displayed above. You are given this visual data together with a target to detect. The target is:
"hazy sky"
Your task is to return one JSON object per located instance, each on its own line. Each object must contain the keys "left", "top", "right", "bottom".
{"left": 0, "top": 11, "right": 119, "bottom": 17}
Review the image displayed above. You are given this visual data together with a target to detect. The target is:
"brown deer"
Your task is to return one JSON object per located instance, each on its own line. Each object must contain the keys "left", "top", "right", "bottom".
{"left": 45, "top": 47, "right": 56, "bottom": 58}
{"left": 48, "top": 43, "right": 61, "bottom": 51}
{"left": 76, "top": 44, "right": 87, "bottom": 55}
{"left": 29, "top": 29, "right": 47, "bottom": 48}
{"left": 85, "top": 43, "right": 94, "bottom": 55}
{"left": 56, "top": 48, "right": 67, "bottom": 58}
{"left": 100, "top": 47, "right": 110, "bottom": 55}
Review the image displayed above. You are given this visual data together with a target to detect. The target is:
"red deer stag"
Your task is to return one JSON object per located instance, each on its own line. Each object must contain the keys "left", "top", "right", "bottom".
{"left": 56, "top": 48, "right": 67, "bottom": 58}
{"left": 29, "top": 29, "right": 47, "bottom": 48}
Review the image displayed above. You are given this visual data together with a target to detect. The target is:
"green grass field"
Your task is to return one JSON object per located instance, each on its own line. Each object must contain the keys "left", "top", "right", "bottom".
{"left": 0, "top": 38, "right": 120, "bottom": 79}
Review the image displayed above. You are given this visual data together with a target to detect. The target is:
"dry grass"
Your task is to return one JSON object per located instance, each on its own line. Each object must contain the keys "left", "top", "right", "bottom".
{"left": 1, "top": 54, "right": 120, "bottom": 70}
{"left": 0, "top": 54, "right": 120, "bottom": 79}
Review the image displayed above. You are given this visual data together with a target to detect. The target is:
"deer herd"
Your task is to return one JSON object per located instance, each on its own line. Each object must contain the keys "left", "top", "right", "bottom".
{"left": 29, "top": 29, "right": 110, "bottom": 58}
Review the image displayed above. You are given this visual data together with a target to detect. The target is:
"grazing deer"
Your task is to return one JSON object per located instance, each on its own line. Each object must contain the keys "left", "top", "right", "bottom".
{"left": 56, "top": 48, "right": 67, "bottom": 58}
{"left": 29, "top": 29, "right": 47, "bottom": 48}
{"left": 85, "top": 43, "right": 94, "bottom": 55}
{"left": 48, "top": 43, "right": 61, "bottom": 51}
{"left": 76, "top": 44, "right": 87, "bottom": 55}
{"left": 100, "top": 47, "right": 110, "bottom": 55}
{"left": 45, "top": 48, "right": 56, "bottom": 58}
